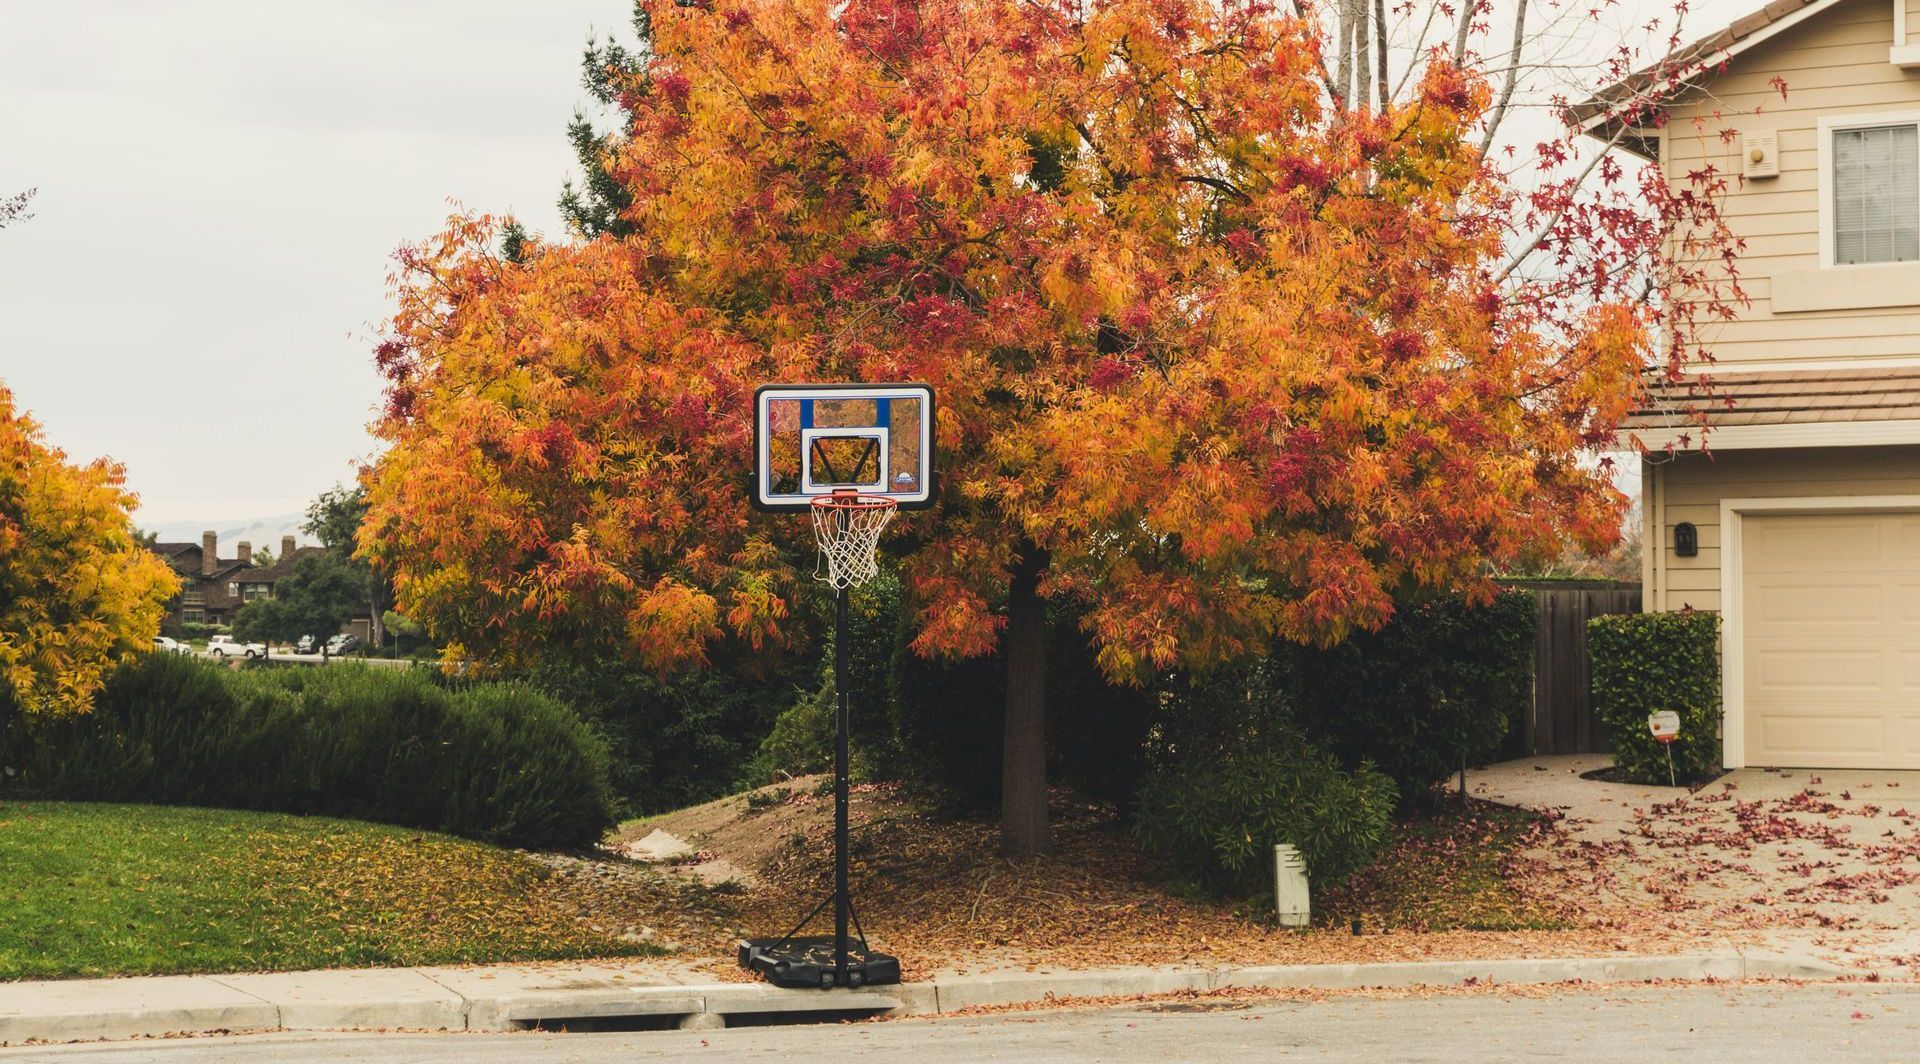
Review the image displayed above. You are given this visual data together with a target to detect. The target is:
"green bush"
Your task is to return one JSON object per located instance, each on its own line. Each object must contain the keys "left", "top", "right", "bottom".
{"left": 529, "top": 646, "right": 809, "bottom": 816}
{"left": 1144, "top": 657, "right": 1295, "bottom": 773}
{"left": 1588, "top": 610, "right": 1721, "bottom": 783}
{"left": 745, "top": 672, "right": 837, "bottom": 783}
{"left": 1132, "top": 741, "right": 1396, "bottom": 896}
{"left": 11, "top": 653, "right": 614, "bottom": 848}
{"left": 1289, "top": 592, "right": 1536, "bottom": 800}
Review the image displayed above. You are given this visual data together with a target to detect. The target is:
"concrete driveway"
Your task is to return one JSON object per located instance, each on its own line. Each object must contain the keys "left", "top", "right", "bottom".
{"left": 1465, "top": 755, "right": 1920, "bottom": 972}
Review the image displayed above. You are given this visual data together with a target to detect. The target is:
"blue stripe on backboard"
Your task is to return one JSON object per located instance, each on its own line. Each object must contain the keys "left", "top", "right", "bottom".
{"left": 800, "top": 399, "right": 814, "bottom": 429}
{"left": 876, "top": 398, "right": 891, "bottom": 429}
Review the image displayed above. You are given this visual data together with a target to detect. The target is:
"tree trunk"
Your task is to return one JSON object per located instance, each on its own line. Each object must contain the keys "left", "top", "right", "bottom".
{"left": 1000, "top": 541, "right": 1053, "bottom": 858}
{"left": 1333, "top": 2, "right": 1353, "bottom": 108}
{"left": 1354, "top": 0, "right": 1372, "bottom": 112}
{"left": 1373, "top": 0, "right": 1389, "bottom": 108}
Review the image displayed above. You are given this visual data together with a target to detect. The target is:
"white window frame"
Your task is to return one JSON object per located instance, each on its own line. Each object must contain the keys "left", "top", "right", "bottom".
{"left": 1718, "top": 494, "right": 1920, "bottom": 769}
{"left": 1816, "top": 110, "right": 1920, "bottom": 268}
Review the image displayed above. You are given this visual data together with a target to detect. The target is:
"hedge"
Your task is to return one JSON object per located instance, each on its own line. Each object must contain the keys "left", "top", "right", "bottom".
{"left": 530, "top": 647, "right": 809, "bottom": 816}
{"left": 7, "top": 653, "right": 616, "bottom": 848}
{"left": 1588, "top": 610, "right": 1721, "bottom": 783}
{"left": 1290, "top": 591, "right": 1537, "bottom": 799}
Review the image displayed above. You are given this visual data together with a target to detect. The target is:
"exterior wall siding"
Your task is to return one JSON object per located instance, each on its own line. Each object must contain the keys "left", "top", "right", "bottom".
{"left": 1662, "top": 0, "right": 1920, "bottom": 370}
{"left": 1643, "top": 444, "right": 1920, "bottom": 613}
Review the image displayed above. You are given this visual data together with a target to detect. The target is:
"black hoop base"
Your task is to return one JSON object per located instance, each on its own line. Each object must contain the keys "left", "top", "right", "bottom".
{"left": 738, "top": 936, "right": 901, "bottom": 989}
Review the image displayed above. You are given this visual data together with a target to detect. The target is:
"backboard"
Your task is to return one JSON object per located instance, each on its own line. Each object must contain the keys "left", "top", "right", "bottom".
{"left": 753, "top": 383, "right": 936, "bottom": 511}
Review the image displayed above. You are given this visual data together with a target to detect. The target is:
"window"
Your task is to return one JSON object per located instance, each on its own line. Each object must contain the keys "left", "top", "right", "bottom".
{"left": 1830, "top": 122, "right": 1919, "bottom": 265}
{"left": 242, "top": 584, "right": 271, "bottom": 602}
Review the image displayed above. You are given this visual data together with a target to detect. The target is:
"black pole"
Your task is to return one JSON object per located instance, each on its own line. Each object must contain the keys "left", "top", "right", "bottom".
{"left": 736, "top": 496, "right": 900, "bottom": 990}
{"left": 833, "top": 579, "right": 851, "bottom": 983}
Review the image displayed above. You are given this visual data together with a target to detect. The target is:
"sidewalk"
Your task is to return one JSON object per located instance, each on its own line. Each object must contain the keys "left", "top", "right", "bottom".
{"left": 0, "top": 947, "right": 1856, "bottom": 1046}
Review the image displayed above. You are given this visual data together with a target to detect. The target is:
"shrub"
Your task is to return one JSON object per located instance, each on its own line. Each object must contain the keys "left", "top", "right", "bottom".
{"left": 745, "top": 672, "right": 837, "bottom": 783}
{"left": 529, "top": 646, "right": 809, "bottom": 815}
{"left": 1144, "top": 657, "right": 1295, "bottom": 773}
{"left": 886, "top": 595, "right": 1156, "bottom": 814}
{"left": 11, "top": 652, "right": 614, "bottom": 848}
{"left": 1289, "top": 591, "right": 1536, "bottom": 800}
{"left": 888, "top": 639, "right": 1004, "bottom": 812}
{"left": 1044, "top": 619, "right": 1156, "bottom": 812}
{"left": 1588, "top": 610, "right": 1721, "bottom": 783}
{"left": 1132, "top": 741, "right": 1396, "bottom": 896}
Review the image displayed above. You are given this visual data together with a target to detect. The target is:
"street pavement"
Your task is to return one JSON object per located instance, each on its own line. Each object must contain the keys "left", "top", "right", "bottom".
{"left": 4, "top": 982, "right": 1913, "bottom": 1063}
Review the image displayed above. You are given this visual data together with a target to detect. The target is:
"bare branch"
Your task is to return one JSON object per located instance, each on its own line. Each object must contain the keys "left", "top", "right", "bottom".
{"left": 1451, "top": 0, "right": 1475, "bottom": 62}
{"left": 1477, "top": 0, "right": 1529, "bottom": 155}
{"left": 1495, "top": 120, "right": 1634, "bottom": 284}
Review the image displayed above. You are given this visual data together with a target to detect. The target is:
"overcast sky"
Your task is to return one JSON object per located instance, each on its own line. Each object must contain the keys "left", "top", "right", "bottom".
{"left": 2, "top": 0, "right": 1749, "bottom": 526}
{"left": 1, "top": 0, "right": 614, "bottom": 524}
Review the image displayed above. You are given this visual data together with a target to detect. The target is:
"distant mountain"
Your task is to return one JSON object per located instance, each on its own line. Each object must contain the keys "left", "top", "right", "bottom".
{"left": 142, "top": 513, "right": 316, "bottom": 551}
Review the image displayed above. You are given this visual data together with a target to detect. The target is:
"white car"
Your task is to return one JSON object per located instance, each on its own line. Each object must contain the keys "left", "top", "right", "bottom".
{"left": 152, "top": 636, "right": 191, "bottom": 655}
{"left": 206, "top": 634, "right": 266, "bottom": 659}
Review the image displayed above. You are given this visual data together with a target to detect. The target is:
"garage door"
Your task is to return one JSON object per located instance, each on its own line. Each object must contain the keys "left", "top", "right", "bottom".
{"left": 1742, "top": 511, "right": 1920, "bottom": 768}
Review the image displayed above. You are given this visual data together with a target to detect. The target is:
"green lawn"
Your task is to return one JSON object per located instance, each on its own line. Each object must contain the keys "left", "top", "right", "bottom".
{"left": 0, "top": 801, "right": 654, "bottom": 981}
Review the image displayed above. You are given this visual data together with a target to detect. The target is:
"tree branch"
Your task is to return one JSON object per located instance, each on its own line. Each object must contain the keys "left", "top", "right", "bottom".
{"left": 1451, "top": 0, "right": 1475, "bottom": 62}
{"left": 1477, "top": 0, "right": 1529, "bottom": 155}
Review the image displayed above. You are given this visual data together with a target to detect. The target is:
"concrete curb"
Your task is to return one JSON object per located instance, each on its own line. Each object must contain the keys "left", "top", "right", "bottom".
{"left": 0, "top": 949, "right": 1857, "bottom": 1046}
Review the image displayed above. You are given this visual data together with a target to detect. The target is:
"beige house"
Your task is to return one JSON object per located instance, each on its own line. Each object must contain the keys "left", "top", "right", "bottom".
{"left": 1583, "top": 0, "right": 1920, "bottom": 770}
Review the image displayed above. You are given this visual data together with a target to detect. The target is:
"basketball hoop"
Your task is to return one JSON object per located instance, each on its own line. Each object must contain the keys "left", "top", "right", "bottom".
{"left": 744, "top": 384, "right": 928, "bottom": 991}
{"left": 810, "top": 492, "right": 897, "bottom": 591}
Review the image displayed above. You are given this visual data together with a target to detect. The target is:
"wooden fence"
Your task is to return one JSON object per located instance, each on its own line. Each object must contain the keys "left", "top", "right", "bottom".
{"left": 1503, "top": 581, "right": 1642, "bottom": 757}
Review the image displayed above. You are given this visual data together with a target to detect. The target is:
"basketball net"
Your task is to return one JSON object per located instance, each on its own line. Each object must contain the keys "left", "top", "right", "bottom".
{"left": 811, "top": 492, "right": 897, "bottom": 591}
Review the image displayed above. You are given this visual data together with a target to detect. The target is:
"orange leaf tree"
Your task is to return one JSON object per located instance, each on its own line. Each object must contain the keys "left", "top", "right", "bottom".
{"left": 362, "top": 0, "right": 1649, "bottom": 855}
{"left": 0, "top": 383, "right": 178, "bottom": 719}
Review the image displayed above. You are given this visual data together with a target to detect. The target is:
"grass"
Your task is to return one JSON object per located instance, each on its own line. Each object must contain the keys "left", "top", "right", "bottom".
{"left": 0, "top": 801, "right": 657, "bottom": 981}
{"left": 1318, "top": 800, "right": 1568, "bottom": 933}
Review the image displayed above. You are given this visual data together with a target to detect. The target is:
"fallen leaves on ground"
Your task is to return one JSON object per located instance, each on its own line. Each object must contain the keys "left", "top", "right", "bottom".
{"left": 0, "top": 801, "right": 654, "bottom": 980}
{"left": 561, "top": 786, "right": 1693, "bottom": 980}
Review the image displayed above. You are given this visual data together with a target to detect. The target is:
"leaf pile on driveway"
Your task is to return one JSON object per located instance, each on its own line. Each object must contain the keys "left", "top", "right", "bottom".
{"left": 1525, "top": 777, "right": 1920, "bottom": 936}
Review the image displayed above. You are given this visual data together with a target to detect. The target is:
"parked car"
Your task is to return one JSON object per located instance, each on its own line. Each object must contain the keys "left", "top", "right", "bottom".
{"left": 325, "top": 634, "right": 361, "bottom": 656}
{"left": 206, "top": 634, "right": 266, "bottom": 659}
{"left": 294, "top": 634, "right": 320, "bottom": 654}
{"left": 152, "top": 636, "right": 190, "bottom": 655}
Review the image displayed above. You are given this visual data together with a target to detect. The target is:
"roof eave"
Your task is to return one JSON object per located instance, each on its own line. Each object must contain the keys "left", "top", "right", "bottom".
{"left": 1567, "top": 0, "right": 1846, "bottom": 149}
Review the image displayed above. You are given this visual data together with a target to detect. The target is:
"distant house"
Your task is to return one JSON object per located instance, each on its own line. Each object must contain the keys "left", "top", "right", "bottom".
{"left": 148, "top": 532, "right": 324, "bottom": 629}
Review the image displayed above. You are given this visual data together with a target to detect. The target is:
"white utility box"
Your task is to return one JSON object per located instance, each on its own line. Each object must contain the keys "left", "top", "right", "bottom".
{"left": 1274, "top": 844, "right": 1311, "bottom": 928}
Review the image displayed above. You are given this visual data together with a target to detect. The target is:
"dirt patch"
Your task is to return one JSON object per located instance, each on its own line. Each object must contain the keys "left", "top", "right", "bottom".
{"left": 614, "top": 776, "right": 875, "bottom": 880}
